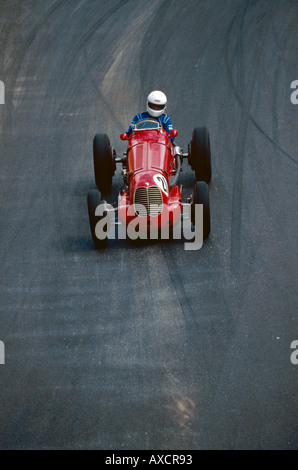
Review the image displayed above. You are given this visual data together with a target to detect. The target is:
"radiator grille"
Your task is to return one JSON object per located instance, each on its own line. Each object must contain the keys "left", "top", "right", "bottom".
{"left": 134, "top": 186, "right": 163, "bottom": 217}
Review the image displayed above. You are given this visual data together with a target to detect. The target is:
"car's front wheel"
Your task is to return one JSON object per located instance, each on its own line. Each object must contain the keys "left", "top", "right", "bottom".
{"left": 189, "top": 127, "right": 212, "bottom": 183}
{"left": 87, "top": 189, "right": 108, "bottom": 248}
{"left": 93, "top": 133, "right": 115, "bottom": 194}
{"left": 191, "top": 181, "right": 210, "bottom": 240}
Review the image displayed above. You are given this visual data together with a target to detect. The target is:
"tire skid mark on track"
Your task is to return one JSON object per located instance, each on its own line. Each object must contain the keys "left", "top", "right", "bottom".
{"left": 145, "top": 249, "right": 197, "bottom": 444}
{"left": 93, "top": 1, "right": 164, "bottom": 134}
{"left": 139, "top": 0, "right": 226, "bottom": 113}
{"left": 271, "top": 7, "right": 298, "bottom": 67}
{"left": 81, "top": 0, "right": 157, "bottom": 133}
{"left": 271, "top": 62, "right": 281, "bottom": 149}
{"left": 47, "top": 0, "right": 131, "bottom": 131}
{"left": 0, "top": 6, "right": 110, "bottom": 436}
{"left": 1, "top": 0, "right": 297, "bottom": 450}
{"left": 269, "top": 14, "right": 298, "bottom": 161}
{"left": 82, "top": 47, "right": 124, "bottom": 132}
{"left": 0, "top": 2, "right": 76, "bottom": 258}
{"left": 1, "top": 0, "right": 131, "bottom": 135}
{"left": 90, "top": 246, "right": 198, "bottom": 449}
{"left": 160, "top": 245, "right": 196, "bottom": 321}
{"left": 0, "top": 1, "right": 78, "bottom": 265}
{"left": 159, "top": 241, "right": 241, "bottom": 448}
{"left": 2, "top": 0, "right": 65, "bottom": 128}
{"left": 224, "top": 5, "right": 297, "bottom": 167}
{"left": 159, "top": 240, "right": 235, "bottom": 348}
{"left": 139, "top": 0, "right": 177, "bottom": 98}
{"left": 225, "top": 4, "right": 272, "bottom": 274}
{"left": 44, "top": 0, "right": 163, "bottom": 143}
{"left": 210, "top": 3, "right": 298, "bottom": 448}
{"left": 160, "top": 245, "right": 229, "bottom": 322}
{"left": 0, "top": 1, "right": 131, "bottom": 262}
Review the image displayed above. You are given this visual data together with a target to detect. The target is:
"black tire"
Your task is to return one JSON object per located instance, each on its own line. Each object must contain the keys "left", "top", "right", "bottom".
{"left": 93, "top": 133, "right": 114, "bottom": 194}
{"left": 189, "top": 127, "right": 212, "bottom": 183}
{"left": 191, "top": 181, "right": 210, "bottom": 240}
{"left": 87, "top": 189, "right": 108, "bottom": 248}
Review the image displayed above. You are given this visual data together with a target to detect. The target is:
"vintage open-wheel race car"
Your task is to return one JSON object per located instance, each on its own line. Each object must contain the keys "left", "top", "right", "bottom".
{"left": 87, "top": 119, "right": 212, "bottom": 248}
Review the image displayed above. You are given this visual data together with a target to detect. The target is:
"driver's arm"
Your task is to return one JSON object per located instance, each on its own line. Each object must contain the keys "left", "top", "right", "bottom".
{"left": 126, "top": 112, "right": 144, "bottom": 136}
{"left": 162, "top": 115, "right": 174, "bottom": 142}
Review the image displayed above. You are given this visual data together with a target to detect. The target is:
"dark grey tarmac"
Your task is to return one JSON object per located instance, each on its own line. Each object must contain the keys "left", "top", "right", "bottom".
{"left": 0, "top": 0, "right": 297, "bottom": 449}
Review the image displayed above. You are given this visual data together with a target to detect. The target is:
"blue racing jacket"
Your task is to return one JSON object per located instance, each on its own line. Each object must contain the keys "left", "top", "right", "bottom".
{"left": 126, "top": 111, "right": 175, "bottom": 142}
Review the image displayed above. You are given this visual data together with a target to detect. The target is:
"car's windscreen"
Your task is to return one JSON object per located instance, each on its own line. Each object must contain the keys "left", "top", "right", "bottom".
{"left": 134, "top": 119, "right": 161, "bottom": 130}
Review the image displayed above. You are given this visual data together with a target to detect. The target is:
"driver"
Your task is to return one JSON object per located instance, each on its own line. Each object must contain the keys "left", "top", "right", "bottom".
{"left": 125, "top": 90, "right": 176, "bottom": 143}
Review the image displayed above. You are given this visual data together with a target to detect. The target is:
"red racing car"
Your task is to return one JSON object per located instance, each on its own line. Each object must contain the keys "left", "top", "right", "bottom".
{"left": 87, "top": 119, "right": 211, "bottom": 248}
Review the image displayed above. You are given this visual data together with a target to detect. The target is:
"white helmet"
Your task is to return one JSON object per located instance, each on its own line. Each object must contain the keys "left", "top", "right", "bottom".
{"left": 147, "top": 90, "right": 167, "bottom": 118}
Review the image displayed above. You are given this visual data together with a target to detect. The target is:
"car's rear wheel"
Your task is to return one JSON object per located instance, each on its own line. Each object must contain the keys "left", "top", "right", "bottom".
{"left": 189, "top": 127, "right": 212, "bottom": 183}
{"left": 93, "top": 133, "right": 115, "bottom": 194}
{"left": 87, "top": 189, "right": 108, "bottom": 248}
{"left": 191, "top": 181, "right": 210, "bottom": 240}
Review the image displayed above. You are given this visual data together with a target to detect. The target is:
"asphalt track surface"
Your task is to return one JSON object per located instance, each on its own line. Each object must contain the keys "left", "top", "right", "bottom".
{"left": 0, "top": 0, "right": 297, "bottom": 450}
